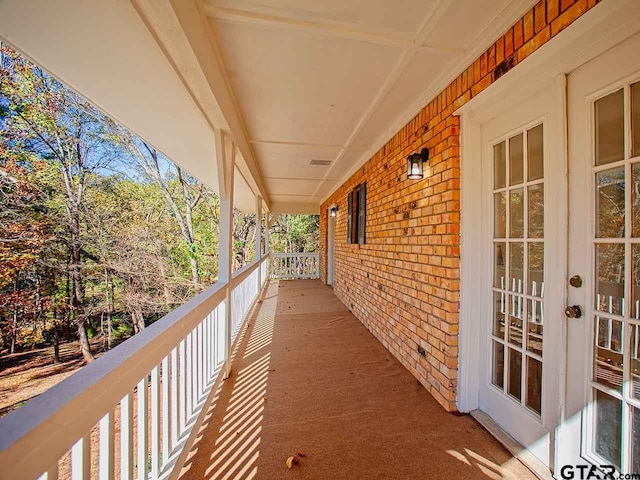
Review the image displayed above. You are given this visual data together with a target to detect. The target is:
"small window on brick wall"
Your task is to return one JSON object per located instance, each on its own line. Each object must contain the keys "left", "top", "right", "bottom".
{"left": 347, "top": 182, "right": 366, "bottom": 244}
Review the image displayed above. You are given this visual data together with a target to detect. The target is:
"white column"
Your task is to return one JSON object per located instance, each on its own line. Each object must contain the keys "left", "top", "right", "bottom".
{"left": 255, "top": 196, "right": 263, "bottom": 288}
{"left": 255, "top": 196, "right": 263, "bottom": 258}
{"left": 265, "top": 214, "right": 271, "bottom": 254}
{"left": 216, "top": 129, "right": 235, "bottom": 379}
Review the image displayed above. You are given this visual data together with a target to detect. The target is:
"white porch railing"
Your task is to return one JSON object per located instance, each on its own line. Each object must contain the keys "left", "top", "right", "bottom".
{"left": 270, "top": 252, "right": 319, "bottom": 279}
{"left": 0, "top": 254, "right": 269, "bottom": 480}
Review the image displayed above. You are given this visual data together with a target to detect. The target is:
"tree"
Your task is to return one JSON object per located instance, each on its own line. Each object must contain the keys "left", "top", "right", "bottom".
{"left": 270, "top": 215, "right": 319, "bottom": 253}
{"left": 111, "top": 129, "right": 207, "bottom": 291}
{"left": 1, "top": 44, "right": 120, "bottom": 361}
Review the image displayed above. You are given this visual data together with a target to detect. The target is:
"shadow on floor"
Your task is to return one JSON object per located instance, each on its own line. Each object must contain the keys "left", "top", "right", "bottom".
{"left": 179, "top": 280, "right": 536, "bottom": 480}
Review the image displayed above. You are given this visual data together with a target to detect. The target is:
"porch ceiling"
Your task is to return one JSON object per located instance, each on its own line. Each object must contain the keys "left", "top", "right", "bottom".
{"left": 199, "top": 0, "right": 535, "bottom": 211}
{"left": 0, "top": 0, "right": 536, "bottom": 215}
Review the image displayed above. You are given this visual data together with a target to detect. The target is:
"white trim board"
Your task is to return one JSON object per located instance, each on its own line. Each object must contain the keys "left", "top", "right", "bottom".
{"left": 470, "top": 410, "right": 554, "bottom": 480}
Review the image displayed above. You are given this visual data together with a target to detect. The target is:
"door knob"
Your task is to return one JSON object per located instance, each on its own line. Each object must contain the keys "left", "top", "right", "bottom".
{"left": 565, "top": 305, "right": 582, "bottom": 318}
{"left": 569, "top": 275, "right": 582, "bottom": 288}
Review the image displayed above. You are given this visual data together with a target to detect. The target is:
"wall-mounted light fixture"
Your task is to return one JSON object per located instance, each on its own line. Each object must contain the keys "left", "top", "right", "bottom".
{"left": 330, "top": 206, "right": 339, "bottom": 217}
{"left": 407, "top": 148, "right": 429, "bottom": 180}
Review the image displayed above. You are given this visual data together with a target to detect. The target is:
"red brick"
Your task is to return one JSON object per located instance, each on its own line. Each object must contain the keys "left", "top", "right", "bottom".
{"left": 552, "top": 0, "right": 587, "bottom": 36}
{"left": 547, "top": 0, "right": 560, "bottom": 20}
{"left": 496, "top": 36, "right": 505, "bottom": 64}
{"left": 523, "top": 9, "right": 534, "bottom": 42}
{"left": 487, "top": 44, "right": 496, "bottom": 71}
{"left": 514, "top": 19, "right": 524, "bottom": 49}
{"left": 534, "top": 1, "right": 546, "bottom": 33}
{"left": 504, "top": 29, "right": 514, "bottom": 56}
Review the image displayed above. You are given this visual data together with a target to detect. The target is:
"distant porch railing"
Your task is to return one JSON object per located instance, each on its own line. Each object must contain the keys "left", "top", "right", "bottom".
{"left": 0, "top": 254, "right": 269, "bottom": 480}
{"left": 270, "top": 252, "right": 319, "bottom": 279}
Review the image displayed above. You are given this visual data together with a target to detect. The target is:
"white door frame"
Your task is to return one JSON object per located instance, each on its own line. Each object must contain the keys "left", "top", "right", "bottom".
{"left": 457, "top": 0, "right": 640, "bottom": 473}
{"left": 327, "top": 206, "right": 336, "bottom": 286}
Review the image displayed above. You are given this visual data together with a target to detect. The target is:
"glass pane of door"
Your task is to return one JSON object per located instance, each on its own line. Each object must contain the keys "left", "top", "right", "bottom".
{"left": 492, "top": 124, "right": 545, "bottom": 417}
{"left": 588, "top": 81, "right": 640, "bottom": 473}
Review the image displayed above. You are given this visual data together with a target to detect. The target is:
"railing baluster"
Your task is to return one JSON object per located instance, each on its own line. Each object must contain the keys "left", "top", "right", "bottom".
{"left": 179, "top": 339, "right": 186, "bottom": 433}
{"left": 99, "top": 411, "right": 115, "bottom": 480}
{"left": 204, "top": 313, "right": 210, "bottom": 383}
{"left": 162, "top": 355, "right": 170, "bottom": 469}
{"left": 71, "top": 434, "right": 90, "bottom": 480}
{"left": 198, "top": 320, "right": 204, "bottom": 399}
{"left": 186, "top": 334, "right": 193, "bottom": 421}
{"left": 120, "top": 392, "right": 134, "bottom": 480}
{"left": 170, "top": 347, "right": 179, "bottom": 452}
{"left": 137, "top": 377, "right": 149, "bottom": 480}
{"left": 193, "top": 326, "right": 200, "bottom": 403}
{"left": 190, "top": 329, "right": 197, "bottom": 410}
{"left": 150, "top": 365, "right": 160, "bottom": 479}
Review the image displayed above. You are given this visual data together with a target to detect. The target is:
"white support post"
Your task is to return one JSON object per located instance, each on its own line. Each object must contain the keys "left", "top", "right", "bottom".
{"left": 255, "top": 196, "right": 262, "bottom": 287}
{"left": 98, "top": 411, "right": 115, "bottom": 480}
{"left": 216, "top": 129, "right": 235, "bottom": 380}
{"left": 265, "top": 214, "right": 271, "bottom": 255}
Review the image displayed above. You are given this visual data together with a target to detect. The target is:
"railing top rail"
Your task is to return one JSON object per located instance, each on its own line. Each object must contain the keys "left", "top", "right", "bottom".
{"left": 271, "top": 252, "right": 318, "bottom": 258}
{"left": 231, "top": 254, "right": 268, "bottom": 289}
{"left": 0, "top": 254, "right": 268, "bottom": 480}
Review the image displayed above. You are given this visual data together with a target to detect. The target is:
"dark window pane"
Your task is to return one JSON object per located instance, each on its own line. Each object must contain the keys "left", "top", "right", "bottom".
{"left": 495, "top": 192, "right": 506, "bottom": 238}
{"left": 494, "top": 142, "right": 506, "bottom": 189}
{"left": 509, "top": 134, "right": 524, "bottom": 185}
{"left": 527, "top": 124, "right": 544, "bottom": 181}
{"left": 594, "top": 389, "right": 622, "bottom": 468}
{"left": 510, "top": 189, "right": 524, "bottom": 238}
{"left": 528, "top": 184, "right": 544, "bottom": 238}
{"left": 492, "top": 341, "right": 505, "bottom": 389}
{"left": 494, "top": 242, "right": 506, "bottom": 288}
{"left": 526, "top": 356, "right": 542, "bottom": 415}
{"left": 595, "top": 243, "right": 625, "bottom": 315}
{"left": 596, "top": 167, "right": 625, "bottom": 238}
{"left": 508, "top": 348, "right": 522, "bottom": 400}
{"left": 595, "top": 89, "right": 624, "bottom": 166}
{"left": 493, "top": 292, "right": 506, "bottom": 339}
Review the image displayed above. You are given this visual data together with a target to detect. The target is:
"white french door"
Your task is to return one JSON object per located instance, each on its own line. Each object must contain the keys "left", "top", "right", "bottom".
{"left": 478, "top": 79, "right": 565, "bottom": 469}
{"left": 562, "top": 32, "right": 640, "bottom": 474}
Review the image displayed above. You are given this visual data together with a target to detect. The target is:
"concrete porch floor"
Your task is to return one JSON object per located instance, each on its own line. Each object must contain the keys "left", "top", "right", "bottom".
{"left": 179, "top": 280, "right": 537, "bottom": 480}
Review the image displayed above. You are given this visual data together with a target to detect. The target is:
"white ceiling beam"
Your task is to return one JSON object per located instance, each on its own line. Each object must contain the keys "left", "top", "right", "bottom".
{"left": 203, "top": 4, "right": 465, "bottom": 56}
{"left": 134, "top": 0, "right": 270, "bottom": 209}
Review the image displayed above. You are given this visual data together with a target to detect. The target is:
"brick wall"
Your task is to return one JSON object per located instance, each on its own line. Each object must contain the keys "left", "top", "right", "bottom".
{"left": 320, "top": 0, "right": 600, "bottom": 411}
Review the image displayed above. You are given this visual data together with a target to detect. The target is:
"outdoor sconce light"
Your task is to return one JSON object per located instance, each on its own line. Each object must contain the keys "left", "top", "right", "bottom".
{"left": 330, "top": 206, "right": 338, "bottom": 217}
{"left": 407, "top": 148, "right": 429, "bottom": 180}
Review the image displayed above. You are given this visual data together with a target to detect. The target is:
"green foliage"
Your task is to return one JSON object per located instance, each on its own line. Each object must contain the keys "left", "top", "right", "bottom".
{"left": 270, "top": 215, "right": 319, "bottom": 253}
